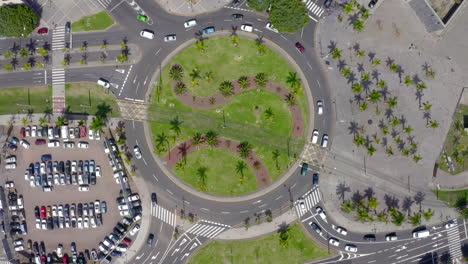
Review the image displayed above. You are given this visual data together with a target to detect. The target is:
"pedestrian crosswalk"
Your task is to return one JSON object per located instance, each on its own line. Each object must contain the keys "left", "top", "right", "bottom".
{"left": 151, "top": 204, "right": 176, "bottom": 227}
{"left": 52, "top": 26, "right": 66, "bottom": 51}
{"left": 186, "top": 221, "right": 230, "bottom": 239}
{"left": 295, "top": 187, "right": 321, "bottom": 217}
{"left": 52, "top": 69, "right": 65, "bottom": 85}
{"left": 302, "top": 0, "right": 325, "bottom": 18}
{"left": 446, "top": 221, "right": 462, "bottom": 259}
{"left": 97, "top": 0, "right": 112, "bottom": 9}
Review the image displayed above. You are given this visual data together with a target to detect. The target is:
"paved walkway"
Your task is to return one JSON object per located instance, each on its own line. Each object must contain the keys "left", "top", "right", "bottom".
{"left": 153, "top": 0, "right": 231, "bottom": 16}
{"left": 51, "top": 25, "right": 66, "bottom": 114}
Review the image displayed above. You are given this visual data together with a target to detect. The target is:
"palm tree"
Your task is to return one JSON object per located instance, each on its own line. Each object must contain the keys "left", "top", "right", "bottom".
{"left": 353, "top": 20, "right": 365, "bottom": 32}
{"left": 372, "top": 59, "right": 381, "bottom": 67}
{"left": 90, "top": 117, "right": 105, "bottom": 132}
{"left": 416, "top": 83, "right": 427, "bottom": 91}
{"left": 377, "top": 80, "right": 386, "bottom": 89}
{"left": 367, "top": 145, "right": 376, "bottom": 156}
{"left": 455, "top": 120, "right": 463, "bottom": 132}
{"left": 361, "top": 72, "right": 370, "bottom": 82}
{"left": 423, "top": 208, "right": 434, "bottom": 221}
{"left": 387, "top": 97, "right": 398, "bottom": 108}
{"left": 284, "top": 93, "right": 296, "bottom": 106}
{"left": 256, "top": 43, "right": 266, "bottom": 55}
{"left": 156, "top": 132, "right": 169, "bottom": 153}
{"left": 189, "top": 68, "right": 201, "bottom": 81}
{"left": 39, "top": 117, "right": 47, "bottom": 126}
{"left": 231, "top": 35, "right": 239, "bottom": 47}
{"left": 404, "top": 76, "right": 413, "bottom": 86}
{"left": 422, "top": 101, "right": 432, "bottom": 111}
{"left": 357, "top": 50, "right": 365, "bottom": 57}
{"left": 170, "top": 116, "right": 182, "bottom": 137}
{"left": 235, "top": 160, "right": 247, "bottom": 183}
{"left": 264, "top": 107, "right": 274, "bottom": 121}
{"left": 19, "top": 48, "right": 28, "bottom": 58}
{"left": 426, "top": 70, "right": 436, "bottom": 79}
{"left": 404, "top": 126, "right": 413, "bottom": 134}
{"left": 368, "top": 90, "right": 381, "bottom": 104}
{"left": 361, "top": 8, "right": 370, "bottom": 19}
{"left": 367, "top": 197, "right": 379, "bottom": 213}
{"left": 204, "top": 71, "right": 214, "bottom": 82}
{"left": 237, "top": 141, "right": 252, "bottom": 159}
{"left": 56, "top": 116, "right": 67, "bottom": 127}
{"left": 255, "top": 72, "right": 267, "bottom": 88}
{"left": 23, "top": 63, "right": 32, "bottom": 71}
{"left": 342, "top": 68, "right": 352, "bottom": 78}
{"left": 286, "top": 72, "right": 301, "bottom": 89}
{"left": 21, "top": 117, "right": 29, "bottom": 126}
{"left": 174, "top": 81, "right": 187, "bottom": 95}
{"left": 238, "top": 76, "right": 249, "bottom": 89}
{"left": 429, "top": 120, "right": 439, "bottom": 128}
{"left": 377, "top": 211, "right": 388, "bottom": 223}
{"left": 117, "top": 54, "right": 128, "bottom": 63}
{"left": 359, "top": 102, "right": 368, "bottom": 111}
{"left": 205, "top": 130, "right": 218, "bottom": 147}
{"left": 389, "top": 63, "right": 398, "bottom": 72}
{"left": 409, "top": 213, "right": 421, "bottom": 226}
{"left": 352, "top": 83, "right": 363, "bottom": 94}
{"left": 343, "top": 3, "right": 355, "bottom": 14}
{"left": 391, "top": 118, "right": 401, "bottom": 127}
{"left": 272, "top": 149, "right": 280, "bottom": 169}
{"left": 391, "top": 209, "right": 405, "bottom": 226}
{"left": 169, "top": 64, "right": 184, "bottom": 81}
{"left": 386, "top": 147, "right": 394, "bottom": 156}
{"left": 219, "top": 81, "right": 234, "bottom": 97}
{"left": 38, "top": 48, "right": 48, "bottom": 57}
{"left": 4, "top": 64, "right": 13, "bottom": 72}
{"left": 195, "top": 40, "right": 206, "bottom": 53}
{"left": 196, "top": 166, "right": 208, "bottom": 190}
{"left": 192, "top": 133, "right": 203, "bottom": 149}
{"left": 341, "top": 200, "right": 355, "bottom": 213}
{"left": 4, "top": 50, "right": 13, "bottom": 59}
{"left": 331, "top": 48, "right": 342, "bottom": 59}
{"left": 354, "top": 135, "right": 365, "bottom": 146}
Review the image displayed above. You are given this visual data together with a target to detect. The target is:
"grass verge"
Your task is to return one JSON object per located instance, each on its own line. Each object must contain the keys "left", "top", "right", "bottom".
{"left": 71, "top": 11, "right": 115, "bottom": 32}
{"left": 188, "top": 223, "right": 331, "bottom": 264}
{"left": 174, "top": 148, "right": 258, "bottom": 196}
{"left": 65, "top": 83, "right": 120, "bottom": 117}
{"left": 432, "top": 189, "right": 468, "bottom": 207}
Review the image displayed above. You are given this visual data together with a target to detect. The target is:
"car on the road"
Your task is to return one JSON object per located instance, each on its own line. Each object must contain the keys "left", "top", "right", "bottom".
{"left": 315, "top": 206, "right": 326, "bottom": 220}
{"left": 313, "top": 173, "right": 319, "bottom": 185}
{"left": 133, "top": 146, "right": 142, "bottom": 159}
{"left": 298, "top": 198, "right": 306, "bottom": 211}
{"left": 97, "top": 78, "right": 110, "bottom": 89}
{"left": 344, "top": 245, "right": 358, "bottom": 252}
{"left": 202, "top": 26, "right": 215, "bottom": 35}
{"left": 140, "top": 30, "right": 154, "bottom": 39}
{"left": 363, "top": 234, "right": 376, "bottom": 242}
{"left": 240, "top": 24, "right": 253, "bottom": 32}
{"left": 324, "top": 0, "right": 333, "bottom": 8}
{"left": 164, "top": 34, "right": 177, "bottom": 42}
{"left": 37, "top": 28, "right": 48, "bottom": 34}
{"left": 295, "top": 42, "right": 305, "bottom": 53}
{"left": 265, "top": 22, "right": 278, "bottom": 33}
{"left": 184, "top": 19, "right": 197, "bottom": 28}
{"left": 309, "top": 222, "right": 322, "bottom": 235}
{"left": 445, "top": 220, "right": 456, "bottom": 229}
{"left": 232, "top": 14, "right": 243, "bottom": 20}
{"left": 147, "top": 233, "right": 154, "bottom": 245}
{"left": 317, "top": 101, "right": 323, "bottom": 115}
{"left": 413, "top": 229, "right": 430, "bottom": 238}
{"left": 368, "top": 0, "right": 378, "bottom": 8}
{"left": 151, "top": 193, "right": 157, "bottom": 204}
{"left": 300, "top": 162, "right": 308, "bottom": 176}
{"left": 329, "top": 237, "right": 340, "bottom": 246}
{"left": 321, "top": 134, "right": 329, "bottom": 148}
{"left": 136, "top": 14, "right": 149, "bottom": 22}
{"left": 385, "top": 233, "right": 398, "bottom": 241}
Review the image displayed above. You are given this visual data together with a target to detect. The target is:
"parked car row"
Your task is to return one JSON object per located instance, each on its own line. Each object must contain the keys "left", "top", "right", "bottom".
{"left": 6, "top": 189, "right": 28, "bottom": 237}
{"left": 19, "top": 125, "right": 100, "bottom": 141}
{"left": 4, "top": 155, "right": 17, "bottom": 169}
{"left": 7, "top": 136, "right": 30, "bottom": 151}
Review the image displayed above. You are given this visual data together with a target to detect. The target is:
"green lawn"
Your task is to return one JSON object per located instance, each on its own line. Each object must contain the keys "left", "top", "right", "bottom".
{"left": 0, "top": 83, "right": 119, "bottom": 117}
{"left": 71, "top": 11, "right": 115, "bottom": 32}
{"left": 188, "top": 223, "right": 332, "bottom": 264}
{"left": 432, "top": 189, "right": 468, "bottom": 207}
{"left": 174, "top": 148, "right": 258, "bottom": 196}
{"left": 439, "top": 104, "right": 468, "bottom": 175}
{"left": 65, "top": 83, "right": 120, "bottom": 117}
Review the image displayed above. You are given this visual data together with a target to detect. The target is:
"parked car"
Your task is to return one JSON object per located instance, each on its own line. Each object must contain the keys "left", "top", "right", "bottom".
{"left": 78, "top": 185, "right": 90, "bottom": 192}
{"left": 48, "top": 140, "right": 60, "bottom": 148}
{"left": 20, "top": 127, "right": 25, "bottom": 138}
{"left": 363, "top": 234, "right": 376, "bottom": 242}
{"left": 78, "top": 142, "right": 89, "bottom": 149}
{"left": 368, "top": 0, "right": 378, "bottom": 8}
{"left": 20, "top": 140, "right": 30, "bottom": 149}
{"left": 313, "top": 173, "right": 319, "bottom": 185}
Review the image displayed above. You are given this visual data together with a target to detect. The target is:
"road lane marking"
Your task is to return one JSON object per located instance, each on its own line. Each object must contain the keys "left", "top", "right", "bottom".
{"left": 275, "top": 195, "right": 283, "bottom": 200}
{"left": 240, "top": 210, "right": 248, "bottom": 213}
{"left": 258, "top": 203, "right": 267, "bottom": 208}
{"left": 155, "top": 48, "right": 161, "bottom": 56}
{"left": 152, "top": 174, "right": 158, "bottom": 182}
{"left": 166, "top": 189, "right": 173, "bottom": 195}
{"left": 307, "top": 62, "right": 313, "bottom": 70}
{"left": 142, "top": 158, "right": 147, "bottom": 166}
{"left": 317, "top": 80, "right": 321, "bottom": 87}
{"left": 200, "top": 208, "right": 209, "bottom": 211}
{"left": 252, "top": 200, "right": 262, "bottom": 204}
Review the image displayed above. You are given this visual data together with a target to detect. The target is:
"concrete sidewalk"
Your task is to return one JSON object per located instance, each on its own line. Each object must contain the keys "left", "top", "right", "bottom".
{"left": 153, "top": 0, "right": 231, "bottom": 16}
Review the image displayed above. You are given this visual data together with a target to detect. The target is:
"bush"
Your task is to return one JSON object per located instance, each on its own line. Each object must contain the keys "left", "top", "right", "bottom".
{"left": 0, "top": 4, "right": 38, "bottom": 37}
{"left": 248, "top": 0, "right": 271, "bottom": 11}
{"left": 269, "top": 0, "right": 310, "bottom": 33}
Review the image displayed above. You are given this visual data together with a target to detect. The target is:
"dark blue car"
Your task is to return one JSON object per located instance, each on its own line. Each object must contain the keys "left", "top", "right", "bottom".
{"left": 8, "top": 144, "right": 17, "bottom": 151}
{"left": 110, "top": 251, "right": 121, "bottom": 257}
{"left": 202, "top": 26, "right": 215, "bottom": 35}
{"left": 34, "top": 163, "right": 40, "bottom": 175}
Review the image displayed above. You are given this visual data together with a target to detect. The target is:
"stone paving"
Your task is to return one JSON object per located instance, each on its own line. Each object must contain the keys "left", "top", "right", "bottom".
{"left": 153, "top": 0, "right": 231, "bottom": 16}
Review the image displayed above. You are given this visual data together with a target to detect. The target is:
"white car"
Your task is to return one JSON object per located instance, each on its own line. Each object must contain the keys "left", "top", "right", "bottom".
{"left": 128, "top": 194, "right": 140, "bottom": 202}
{"left": 97, "top": 79, "right": 110, "bottom": 88}
{"left": 69, "top": 127, "right": 75, "bottom": 139}
{"left": 315, "top": 206, "right": 327, "bottom": 220}
{"left": 52, "top": 205, "right": 58, "bottom": 217}
{"left": 118, "top": 204, "right": 129, "bottom": 211}
{"left": 116, "top": 245, "right": 128, "bottom": 252}
{"left": 71, "top": 161, "right": 77, "bottom": 173}
{"left": 83, "top": 217, "right": 89, "bottom": 229}
{"left": 90, "top": 217, "right": 97, "bottom": 228}
{"left": 14, "top": 245, "right": 24, "bottom": 252}
{"left": 95, "top": 166, "right": 101, "bottom": 177}
{"left": 20, "top": 139, "right": 30, "bottom": 149}
{"left": 48, "top": 127, "right": 54, "bottom": 139}
{"left": 63, "top": 142, "right": 75, "bottom": 148}
{"left": 5, "top": 156, "right": 16, "bottom": 163}
{"left": 317, "top": 101, "right": 323, "bottom": 115}
{"left": 140, "top": 30, "right": 155, "bottom": 39}
{"left": 265, "top": 22, "right": 278, "bottom": 33}
{"left": 57, "top": 245, "right": 63, "bottom": 257}
{"left": 116, "top": 176, "right": 128, "bottom": 184}
{"left": 29, "top": 176, "right": 35, "bottom": 187}
{"left": 41, "top": 219, "right": 47, "bottom": 230}
{"left": 129, "top": 224, "right": 140, "bottom": 236}
{"left": 164, "top": 34, "right": 176, "bottom": 42}
{"left": 114, "top": 171, "right": 125, "bottom": 178}
{"left": 48, "top": 140, "right": 60, "bottom": 148}
{"left": 321, "top": 135, "right": 329, "bottom": 148}
{"left": 311, "top": 129, "right": 319, "bottom": 144}
{"left": 99, "top": 244, "right": 109, "bottom": 255}
{"left": 25, "top": 126, "right": 31, "bottom": 137}
{"left": 334, "top": 226, "right": 348, "bottom": 236}
{"left": 35, "top": 219, "right": 41, "bottom": 229}
{"left": 329, "top": 238, "right": 340, "bottom": 247}
{"left": 40, "top": 163, "right": 46, "bottom": 174}
{"left": 5, "top": 163, "right": 16, "bottom": 169}
{"left": 298, "top": 198, "right": 306, "bottom": 211}
{"left": 240, "top": 24, "right": 253, "bottom": 32}
{"left": 88, "top": 130, "right": 94, "bottom": 140}
{"left": 31, "top": 126, "right": 37, "bottom": 137}
{"left": 58, "top": 205, "right": 64, "bottom": 217}
{"left": 78, "top": 185, "right": 90, "bottom": 192}
{"left": 5, "top": 181, "right": 14, "bottom": 188}
{"left": 345, "top": 245, "right": 358, "bottom": 252}
{"left": 133, "top": 213, "right": 142, "bottom": 222}
{"left": 94, "top": 201, "right": 100, "bottom": 213}
{"left": 54, "top": 174, "right": 60, "bottom": 185}
{"left": 95, "top": 130, "right": 101, "bottom": 140}
{"left": 78, "top": 142, "right": 89, "bottom": 149}
{"left": 445, "top": 221, "right": 456, "bottom": 229}
{"left": 77, "top": 217, "right": 83, "bottom": 229}
{"left": 133, "top": 146, "right": 142, "bottom": 159}
{"left": 184, "top": 19, "right": 197, "bottom": 28}
{"left": 120, "top": 210, "right": 130, "bottom": 216}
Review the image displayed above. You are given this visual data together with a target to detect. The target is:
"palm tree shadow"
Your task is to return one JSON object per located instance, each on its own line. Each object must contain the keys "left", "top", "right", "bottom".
{"left": 351, "top": 190, "right": 364, "bottom": 204}
{"left": 354, "top": 94, "right": 363, "bottom": 105}
{"left": 380, "top": 86, "right": 389, "bottom": 101}
{"left": 336, "top": 182, "right": 351, "bottom": 202}
{"left": 356, "top": 63, "right": 364, "bottom": 73}
{"left": 371, "top": 69, "right": 380, "bottom": 82}
{"left": 415, "top": 90, "right": 424, "bottom": 108}
{"left": 352, "top": 43, "right": 360, "bottom": 53}
{"left": 412, "top": 74, "right": 421, "bottom": 85}
{"left": 391, "top": 128, "right": 399, "bottom": 139}
{"left": 347, "top": 72, "right": 357, "bottom": 84}
{"left": 347, "top": 13, "right": 360, "bottom": 25}
{"left": 399, "top": 115, "right": 407, "bottom": 129}
{"left": 277, "top": 222, "right": 289, "bottom": 233}
{"left": 378, "top": 119, "right": 386, "bottom": 129}
{"left": 231, "top": 25, "right": 238, "bottom": 36}
{"left": 384, "top": 194, "right": 400, "bottom": 209}
{"left": 327, "top": 41, "right": 337, "bottom": 54}
{"left": 385, "top": 57, "right": 394, "bottom": 67}
{"left": 381, "top": 137, "right": 387, "bottom": 147}
{"left": 177, "top": 143, "right": 189, "bottom": 161}
{"left": 362, "top": 80, "right": 373, "bottom": 95}
{"left": 398, "top": 141, "right": 406, "bottom": 152}
{"left": 402, "top": 196, "right": 414, "bottom": 216}
{"left": 337, "top": 60, "right": 347, "bottom": 71}
{"left": 348, "top": 121, "right": 360, "bottom": 138}
{"left": 26, "top": 38, "right": 36, "bottom": 55}
{"left": 396, "top": 66, "right": 404, "bottom": 83}
{"left": 423, "top": 111, "right": 431, "bottom": 125}
{"left": 384, "top": 108, "right": 394, "bottom": 120}
{"left": 368, "top": 52, "right": 376, "bottom": 62}
{"left": 421, "top": 62, "right": 430, "bottom": 75}
{"left": 364, "top": 187, "right": 374, "bottom": 199}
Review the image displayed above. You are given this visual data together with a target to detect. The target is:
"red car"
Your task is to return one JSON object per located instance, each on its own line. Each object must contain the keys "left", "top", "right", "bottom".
{"left": 20, "top": 127, "right": 26, "bottom": 138}
{"left": 37, "top": 28, "right": 48, "bottom": 34}
{"left": 40, "top": 206, "right": 46, "bottom": 219}
{"left": 80, "top": 126, "right": 87, "bottom": 138}
{"left": 295, "top": 42, "right": 305, "bottom": 53}
{"left": 122, "top": 237, "right": 132, "bottom": 246}
{"left": 62, "top": 255, "right": 68, "bottom": 264}
{"left": 35, "top": 139, "right": 46, "bottom": 145}
{"left": 41, "top": 255, "right": 46, "bottom": 263}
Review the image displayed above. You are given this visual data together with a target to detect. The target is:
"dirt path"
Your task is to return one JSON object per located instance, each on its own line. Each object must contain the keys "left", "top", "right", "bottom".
{"left": 174, "top": 77, "right": 304, "bottom": 138}
{"left": 164, "top": 137, "right": 272, "bottom": 189}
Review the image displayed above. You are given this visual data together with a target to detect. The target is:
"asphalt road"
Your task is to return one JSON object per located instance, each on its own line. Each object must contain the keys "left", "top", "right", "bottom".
{"left": 0, "top": 0, "right": 465, "bottom": 263}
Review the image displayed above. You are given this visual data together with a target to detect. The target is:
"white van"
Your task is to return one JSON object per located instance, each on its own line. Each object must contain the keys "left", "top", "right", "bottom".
{"left": 184, "top": 19, "right": 197, "bottom": 28}
{"left": 97, "top": 79, "right": 110, "bottom": 89}
{"left": 412, "top": 230, "right": 430, "bottom": 238}
{"left": 61, "top": 126, "right": 68, "bottom": 139}
{"left": 240, "top": 24, "right": 253, "bottom": 32}
{"left": 140, "top": 30, "right": 154, "bottom": 39}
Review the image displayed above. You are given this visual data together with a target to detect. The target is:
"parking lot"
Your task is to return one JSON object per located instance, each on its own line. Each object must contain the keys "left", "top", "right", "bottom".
{"left": 2, "top": 125, "right": 131, "bottom": 261}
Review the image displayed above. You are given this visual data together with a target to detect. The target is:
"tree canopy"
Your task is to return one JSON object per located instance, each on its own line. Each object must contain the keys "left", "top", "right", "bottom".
{"left": 247, "top": 0, "right": 271, "bottom": 12}
{"left": 269, "top": 0, "right": 310, "bottom": 33}
{"left": 0, "top": 4, "right": 38, "bottom": 37}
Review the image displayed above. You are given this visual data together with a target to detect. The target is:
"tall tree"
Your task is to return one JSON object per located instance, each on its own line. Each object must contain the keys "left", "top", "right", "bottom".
{"left": 286, "top": 72, "right": 301, "bottom": 89}
{"left": 205, "top": 130, "right": 218, "bottom": 147}
{"left": 272, "top": 149, "right": 280, "bottom": 169}
{"left": 269, "top": 0, "right": 310, "bottom": 33}
{"left": 192, "top": 132, "right": 203, "bottom": 149}
{"left": 169, "top": 64, "right": 184, "bottom": 81}
{"left": 156, "top": 132, "right": 169, "bottom": 153}
{"left": 238, "top": 141, "right": 252, "bottom": 159}
{"left": 170, "top": 116, "right": 182, "bottom": 137}
{"left": 235, "top": 160, "right": 247, "bottom": 183}
{"left": 238, "top": 76, "right": 249, "bottom": 89}
{"left": 255, "top": 72, "right": 267, "bottom": 88}
{"left": 219, "top": 81, "right": 234, "bottom": 97}
{"left": 196, "top": 166, "right": 208, "bottom": 190}
{"left": 0, "top": 4, "right": 38, "bottom": 37}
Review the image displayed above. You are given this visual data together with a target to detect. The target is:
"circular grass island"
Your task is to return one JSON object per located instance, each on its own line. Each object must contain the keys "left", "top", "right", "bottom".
{"left": 150, "top": 36, "right": 310, "bottom": 196}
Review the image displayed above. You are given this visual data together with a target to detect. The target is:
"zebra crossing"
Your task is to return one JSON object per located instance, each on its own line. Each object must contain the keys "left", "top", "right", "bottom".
{"left": 295, "top": 187, "right": 321, "bottom": 217}
{"left": 151, "top": 204, "right": 176, "bottom": 227}
{"left": 97, "top": 0, "right": 112, "bottom": 9}
{"left": 302, "top": 0, "right": 325, "bottom": 18}
{"left": 185, "top": 221, "right": 230, "bottom": 239}
{"left": 52, "top": 69, "right": 65, "bottom": 85}
{"left": 446, "top": 221, "right": 462, "bottom": 259}
{"left": 52, "top": 26, "right": 66, "bottom": 51}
